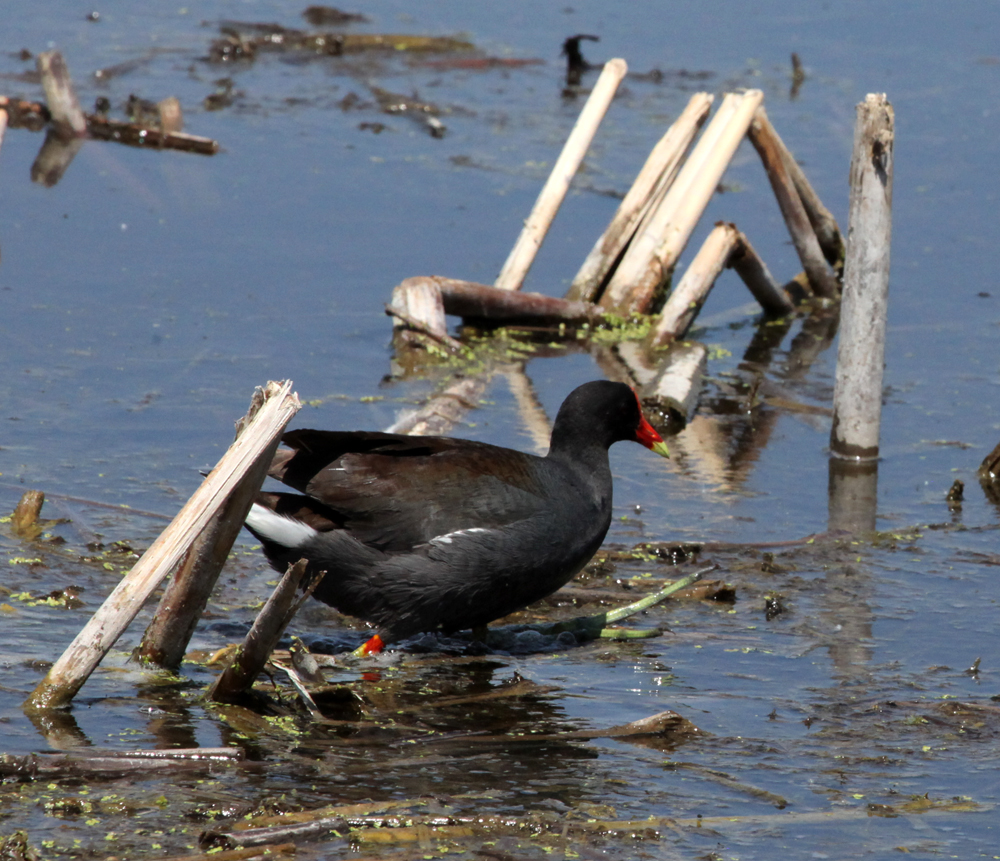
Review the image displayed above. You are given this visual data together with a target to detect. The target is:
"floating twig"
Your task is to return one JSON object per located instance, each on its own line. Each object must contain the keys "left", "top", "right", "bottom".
{"left": 86, "top": 115, "right": 219, "bottom": 154}
{"left": 370, "top": 84, "right": 446, "bottom": 137}
{"left": 664, "top": 760, "right": 788, "bottom": 808}
{"left": 0, "top": 96, "right": 219, "bottom": 155}
{"left": 5, "top": 49, "right": 217, "bottom": 157}
{"left": 204, "top": 815, "right": 350, "bottom": 850}
{"left": 0, "top": 747, "right": 243, "bottom": 781}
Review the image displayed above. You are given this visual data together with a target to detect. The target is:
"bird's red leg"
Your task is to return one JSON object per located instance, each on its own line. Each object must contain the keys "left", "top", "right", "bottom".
{"left": 352, "top": 633, "right": 384, "bottom": 656}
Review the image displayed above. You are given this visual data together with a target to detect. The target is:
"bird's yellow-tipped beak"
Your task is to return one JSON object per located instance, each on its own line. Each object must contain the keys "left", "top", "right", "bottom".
{"left": 634, "top": 410, "right": 670, "bottom": 458}
{"left": 647, "top": 438, "right": 670, "bottom": 459}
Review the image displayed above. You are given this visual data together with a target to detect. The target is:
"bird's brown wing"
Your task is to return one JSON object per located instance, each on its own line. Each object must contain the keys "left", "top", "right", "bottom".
{"left": 268, "top": 429, "right": 551, "bottom": 551}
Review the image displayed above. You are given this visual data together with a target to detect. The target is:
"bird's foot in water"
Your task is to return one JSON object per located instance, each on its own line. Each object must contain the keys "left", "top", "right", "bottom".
{"left": 348, "top": 566, "right": 715, "bottom": 656}
{"left": 351, "top": 633, "right": 385, "bottom": 657}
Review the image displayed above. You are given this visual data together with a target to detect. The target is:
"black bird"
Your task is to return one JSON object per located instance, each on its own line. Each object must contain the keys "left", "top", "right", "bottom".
{"left": 245, "top": 380, "right": 669, "bottom": 653}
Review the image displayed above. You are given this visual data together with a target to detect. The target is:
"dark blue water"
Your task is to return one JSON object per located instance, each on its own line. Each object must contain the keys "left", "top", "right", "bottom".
{"left": 2, "top": 2, "right": 999, "bottom": 858}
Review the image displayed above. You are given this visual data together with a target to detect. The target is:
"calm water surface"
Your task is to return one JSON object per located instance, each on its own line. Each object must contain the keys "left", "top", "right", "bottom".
{"left": 1, "top": 2, "right": 999, "bottom": 858}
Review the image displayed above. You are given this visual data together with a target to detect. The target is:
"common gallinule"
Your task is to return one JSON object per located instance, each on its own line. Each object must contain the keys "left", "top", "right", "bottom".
{"left": 245, "top": 380, "right": 669, "bottom": 653}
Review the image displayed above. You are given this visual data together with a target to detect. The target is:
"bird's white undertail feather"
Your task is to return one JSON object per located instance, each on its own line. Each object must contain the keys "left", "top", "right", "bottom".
{"left": 245, "top": 503, "right": 317, "bottom": 549}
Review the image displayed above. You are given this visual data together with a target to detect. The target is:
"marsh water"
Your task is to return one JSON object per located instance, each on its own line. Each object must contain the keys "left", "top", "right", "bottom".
{"left": 2, "top": 2, "right": 1000, "bottom": 858}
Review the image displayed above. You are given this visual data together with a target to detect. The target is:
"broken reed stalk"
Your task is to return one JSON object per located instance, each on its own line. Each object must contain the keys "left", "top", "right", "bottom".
{"left": 4, "top": 59, "right": 217, "bottom": 158}
{"left": 830, "top": 93, "right": 894, "bottom": 462}
{"left": 566, "top": 91, "right": 714, "bottom": 303}
{"left": 11, "top": 490, "right": 45, "bottom": 537}
{"left": 136, "top": 387, "right": 292, "bottom": 670}
{"left": 440, "top": 278, "right": 601, "bottom": 323}
{"left": 85, "top": 116, "right": 219, "bottom": 155}
{"left": 36, "top": 51, "right": 86, "bottom": 138}
{"left": 609, "top": 340, "right": 705, "bottom": 431}
{"left": 157, "top": 96, "right": 183, "bottom": 134}
{"left": 649, "top": 222, "right": 741, "bottom": 348}
{"left": 728, "top": 230, "right": 795, "bottom": 315}
{"left": 24, "top": 381, "right": 301, "bottom": 713}
{"left": 641, "top": 218, "right": 793, "bottom": 351}
{"left": 598, "top": 92, "right": 740, "bottom": 314}
{"left": 755, "top": 109, "right": 845, "bottom": 270}
{"left": 494, "top": 58, "right": 628, "bottom": 292}
{"left": 748, "top": 106, "right": 840, "bottom": 299}
{"left": 643, "top": 341, "right": 708, "bottom": 428}
{"left": 601, "top": 90, "right": 764, "bottom": 316}
{"left": 388, "top": 276, "right": 603, "bottom": 343}
{"left": 207, "top": 559, "right": 314, "bottom": 703}
{"left": 388, "top": 276, "right": 449, "bottom": 339}
{"left": 386, "top": 303, "right": 465, "bottom": 352}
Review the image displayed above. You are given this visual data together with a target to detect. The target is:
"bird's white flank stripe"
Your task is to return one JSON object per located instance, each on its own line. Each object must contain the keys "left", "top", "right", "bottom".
{"left": 245, "top": 503, "right": 317, "bottom": 549}
{"left": 429, "top": 526, "right": 492, "bottom": 547}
